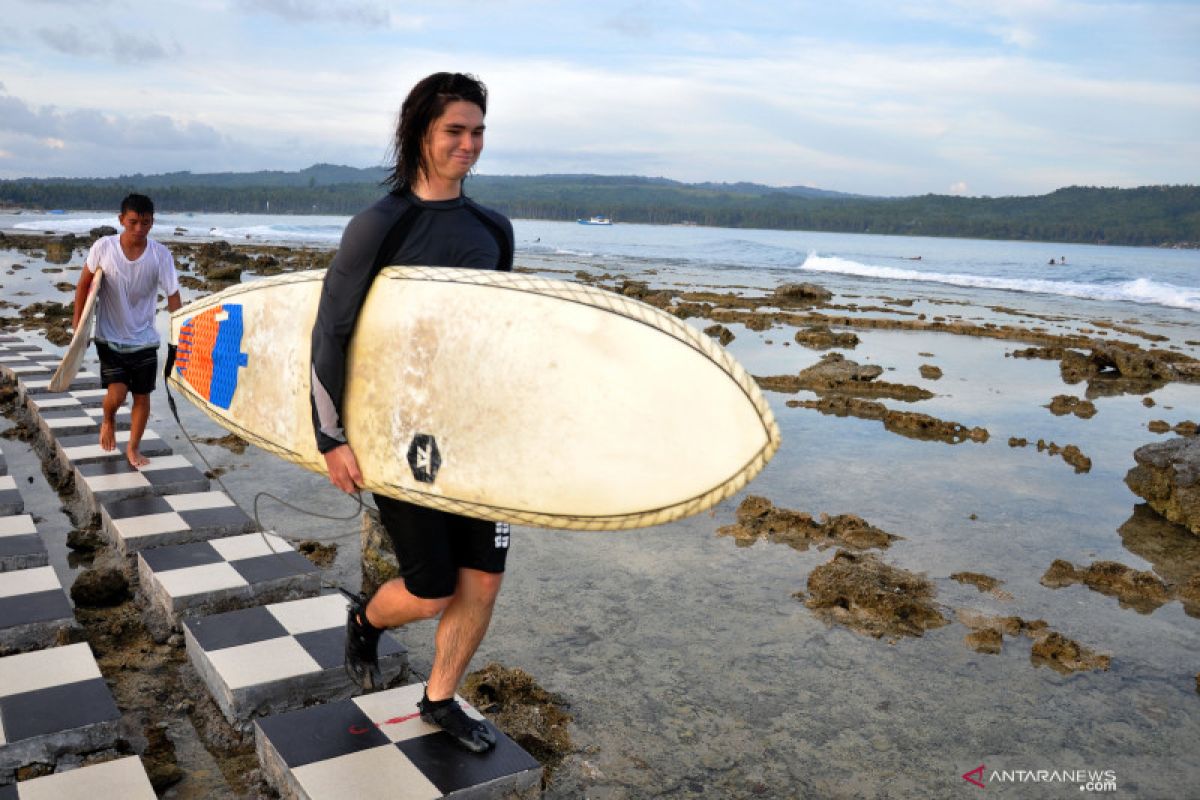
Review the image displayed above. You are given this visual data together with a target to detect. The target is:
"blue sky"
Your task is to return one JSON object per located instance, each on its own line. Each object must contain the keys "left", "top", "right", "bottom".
{"left": 0, "top": 0, "right": 1196, "bottom": 196}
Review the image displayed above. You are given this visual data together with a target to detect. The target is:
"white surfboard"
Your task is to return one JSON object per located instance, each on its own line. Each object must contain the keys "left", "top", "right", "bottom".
{"left": 167, "top": 267, "right": 780, "bottom": 530}
{"left": 49, "top": 269, "right": 102, "bottom": 392}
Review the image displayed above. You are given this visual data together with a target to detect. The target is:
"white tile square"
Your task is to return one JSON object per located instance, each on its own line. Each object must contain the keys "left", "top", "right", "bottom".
{"left": 115, "top": 511, "right": 188, "bottom": 540}
{"left": 0, "top": 476, "right": 16, "bottom": 491}
{"left": 0, "top": 643, "right": 102, "bottom": 698}
{"left": 209, "top": 532, "right": 290, "bottom": 562}
{"left": 0, "top": 514, "right": 37, "bottom": 537}
{"left": 206, "top": 636, "right": 321, "bottom": 690}
{"left": 164, "top": 491, "right": 235, "bottom": 512}
{"left": 267, "top": 593, "right": 348, "bottom": 636}
{"left": 17, "top": 755, "right": 157, "bottom": 800}
{"left": 351, "top": 684, "right": 436, "bottom": 743}
{"left": 31, "top": 397, "right": 80, "bottom": 409}
{"left": 85, "top": 472, "right": 150, "bottom": 492}
{"left": 48, "top": 415, "right": 93, "bottom": 429}
{"left": 0, "top": 565, "right": 61, "bottom": 598}
{"left": 292, "top": 743, "right": 441, "bottom": 800}
{"left": 72, "top": 389, "right": 108, "bottom": 400}
{"left": 139, "top": 454, "right": 193, "bottom": 472}
{"left": 155, "top": 562, "right": 248, "bottom": 598}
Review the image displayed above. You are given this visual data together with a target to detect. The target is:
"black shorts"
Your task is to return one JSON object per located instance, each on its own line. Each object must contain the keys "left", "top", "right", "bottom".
{"left": 373, "top": 494, "right": 510, "bottom": 599}
{"left": 95, "top": 341, "right": 159, "bottom": 395}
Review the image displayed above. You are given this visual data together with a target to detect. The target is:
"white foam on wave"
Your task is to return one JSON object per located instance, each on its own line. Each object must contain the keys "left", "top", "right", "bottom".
{"left": 207, "top": 224, "right": 343, "bottom": 243}
{"left": 799, "top": 253, "right": 1200, "bottom": 312}
{"left": 13, "top": 217, "right": 114, "bottom": 234}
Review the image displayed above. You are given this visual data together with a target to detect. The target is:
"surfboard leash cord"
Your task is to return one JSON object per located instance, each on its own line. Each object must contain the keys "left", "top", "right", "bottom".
{"left": 161, "top": 343, "right": 369, "bottom": 595}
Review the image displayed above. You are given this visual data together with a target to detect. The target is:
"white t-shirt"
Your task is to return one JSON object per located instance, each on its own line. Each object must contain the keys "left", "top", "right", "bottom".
{"left": 85, "top": 234, "right": 179, "bottom": 347}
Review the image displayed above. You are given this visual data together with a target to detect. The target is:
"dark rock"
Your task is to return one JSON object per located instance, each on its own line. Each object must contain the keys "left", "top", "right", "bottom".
{"left": 71, "top": 566, "right": 131, "bottom": 607}
{"left": 793, "top": 325, "right": 859, "bottom": 350}
{"left": 89, "top": 225, "right": 118, "bottom": 238}
{"left": 1125, "top": 437, "right": 1200, "bottom": 535}
{"left": 772, "top": 282, "right": 831, "bottom": 305}
{"left": 703, "top": 324, "right": 735, "bottom": 346}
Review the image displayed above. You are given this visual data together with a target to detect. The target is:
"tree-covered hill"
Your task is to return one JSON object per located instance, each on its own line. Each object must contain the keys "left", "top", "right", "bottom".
{"left": 1, "top": 167, "right": 1196, "bottom": 247}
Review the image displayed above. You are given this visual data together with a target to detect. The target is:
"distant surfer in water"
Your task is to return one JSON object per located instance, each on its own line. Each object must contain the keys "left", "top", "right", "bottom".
{"left": 310, "top": 72, "right": 514, "bottom": 754}
{"left": 73, "top": 193, "right": 181, "bottom": 467}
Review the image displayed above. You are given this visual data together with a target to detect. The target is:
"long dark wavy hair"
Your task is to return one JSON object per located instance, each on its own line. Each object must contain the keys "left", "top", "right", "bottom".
{"left": 384, "top": 72, "right": 488, "bottom": 192}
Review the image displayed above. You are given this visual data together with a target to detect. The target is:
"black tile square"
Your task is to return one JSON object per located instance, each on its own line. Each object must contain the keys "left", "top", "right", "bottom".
{"left": 0, "top": 589, "right": 73, "bottom": 628}
{"left": 0, "top": 678, "right": 119, "bottom": 742}
{"left": 106, "top": 494, "right": 173, "bottom": 519}
{"left": 395, "top": 723, "right": 539, "bottom": 794}
{"left": 145, "top": 467, "right": 205, "bottom": 487}
{"left": 293, "top": 627, "right": 344, "bottom": 670}
{"left": 179, "top": 505, "right": 254, "bottom": 531}
{"left": 79, "top": 460, "right": 136, "bottom": 477}
{"left": 139, "top": 541, "right": 221, "bottom": 573}
{"left": 0, "top": 782, "right": 17, "bottom": 800}
{"left": 257, "top": 700, "right": 389, "bottom": 769}
{"left": 0, "top": 534, "right": 46, "bottom": 559}
{"left": 229, "top": 551, "right": 317, "bottom": 584}
{"left": 186, "top": 605, "right": 287, "bottom": 652}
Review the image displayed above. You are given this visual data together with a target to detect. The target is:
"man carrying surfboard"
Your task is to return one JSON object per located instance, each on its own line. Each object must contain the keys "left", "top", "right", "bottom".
{"left": 73, "top": 194, "right": 181, "bottom": 468}
{"left": 310, "top": 72, "right": 514, "bottom": 754}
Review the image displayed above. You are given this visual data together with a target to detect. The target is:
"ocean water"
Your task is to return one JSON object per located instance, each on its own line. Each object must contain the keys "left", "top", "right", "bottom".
{"left": 6, "top": 210, "right": 1199, "bottom": 317}
{"left": 3, "top": 210, "right": 1200, "bottom": 797}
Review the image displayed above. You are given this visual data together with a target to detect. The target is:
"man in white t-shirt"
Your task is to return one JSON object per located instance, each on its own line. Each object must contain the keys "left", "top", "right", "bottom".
{"left": 72, "top": 194, "right": 181, "bottom": 467}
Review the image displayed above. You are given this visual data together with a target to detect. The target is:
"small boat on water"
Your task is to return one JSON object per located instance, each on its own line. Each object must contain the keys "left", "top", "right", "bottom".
{"left": 577, "top": 215, "right": 613, "bottom": 226}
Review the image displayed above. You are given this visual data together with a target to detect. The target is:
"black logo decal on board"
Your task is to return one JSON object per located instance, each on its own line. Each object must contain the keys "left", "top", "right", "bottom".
{"left": 407, "top": 433, "right": 441, "bottom": 483}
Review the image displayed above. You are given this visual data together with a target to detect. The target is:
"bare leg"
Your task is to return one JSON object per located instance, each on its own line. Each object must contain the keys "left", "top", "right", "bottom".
{"left": 127, "top": 393, "right": 150, "bottom": 467}
{"left": 100, "top": 383, "right": 127, "bottom": 452}
{"left": 425, "top": 569, "right": 503, "bottom": 701}
{"left": 365, "top": 568, "right": 503, "bottom": 700}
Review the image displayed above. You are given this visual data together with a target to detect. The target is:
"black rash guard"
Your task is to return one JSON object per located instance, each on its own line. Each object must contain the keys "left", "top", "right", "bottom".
{"left": 310, "top": 190, "right": 514, "bottom": 454}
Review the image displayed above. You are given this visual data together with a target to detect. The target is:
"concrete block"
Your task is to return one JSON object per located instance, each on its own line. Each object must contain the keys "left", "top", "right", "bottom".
{"left": 184, "top": 594, "right": 408, "bottom": 727}
{"left": 73, "top": 455, "right": 209, "bottom": 511}
{"left": 33, "top": 407, "right": 131, "bottom": 441}
{"left": 18, "top": 372, "right": 101, "bottom": 399}
{"left": 0, "top": 517, "right": 47, "bottom": 573}
{"left": 0, "top": 445, "right": 5, "bottom": 477}
{"left": 254, "top": 683, "right": 541, "bottom": 800}
{"left": 25, "top": 389, "right": 108, "bottom": 413}
{"left": 138, "top": 531, "right": 320, "bottom": 638}
{"left": 0, "top": 755, "right": 156, "bottom": 798}
{"left": 0, "top": 479, "right": 21, "bottom": 518}
{"left": 53, "top": 429, "right": 171, "bottom": 473}
{"left": 102, "top": 491, "right": 255, "bottom": 556}
{"left": 0, "top": 644, "right": 122, "bottom": 782}
{"left": 0, "top": 566, "right": 76, "bottom": 655}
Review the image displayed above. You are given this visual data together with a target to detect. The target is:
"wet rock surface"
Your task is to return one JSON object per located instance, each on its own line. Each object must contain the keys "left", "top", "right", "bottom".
{"left": 1125, "top": 437, "right": 1200, "bottom": 535}
{"left": 360, "top": 507, "right": 399, "bottom": 595}
{"left": 194, "top": 432, "right": 249, "bottom": 454}
{"left": 297, "top": 539, "right": 337, "bottom": 568}
{"left": 703, "top": 323, "right": 734, "bottom": 345}
{"left": 797, "top": 550, "right": 948, "bottom": 640}
{"left": 461, "top": 662, "right": 574, "bottom": 784}
{"left": 918, "top": 364, "right": 942, "bottom": 380}
{"left": 1009, "top": 438, "right": 1093, "bottom": 472}
{"left": 1040, "top": 559, "right": 1171, "bottom": 613}
{"left": 788, "top": 395, "right": 989, "bottom": 444}
{"left": 950, "top": 572, "right": 1003, "bottom": 593}
{"left": 955, "top": 611, "right": 1110, "bottom": 673}
{"left": 757, "top": 353, "right": 934, "bottom": 401}
{"left": 1046, "top": 394, "right": 1097, "bottom": 419}
{"left": 793, "top": 325, "right": 859, "bottom": 350}
{"left": 719, "top": 495, "right": 901, "bottom": 552}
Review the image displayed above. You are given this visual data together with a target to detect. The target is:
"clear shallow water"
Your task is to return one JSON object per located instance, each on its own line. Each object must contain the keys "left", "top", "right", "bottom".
{"left": 2, "top": 214, "right": 1199, "bottom": 798}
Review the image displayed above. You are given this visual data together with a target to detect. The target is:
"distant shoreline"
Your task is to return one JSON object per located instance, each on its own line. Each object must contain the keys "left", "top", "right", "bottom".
{"left": 1, "top": 170, "right": 1198, "bottom": 248}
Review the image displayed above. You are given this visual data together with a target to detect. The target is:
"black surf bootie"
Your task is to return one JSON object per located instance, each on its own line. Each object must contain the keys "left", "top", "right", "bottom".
{"left": 341, "top": 589, "right": 383, "bottom": 692}
{"left": 418, "top": 693, "right": 497, "bottom": 753}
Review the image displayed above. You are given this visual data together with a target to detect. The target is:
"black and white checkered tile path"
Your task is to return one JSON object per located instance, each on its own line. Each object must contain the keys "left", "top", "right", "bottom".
{"left": 138, "top": 531, "right": 320, "bottom": 635}
{"left": 25, "top": 389, "right": 108, "bottom": 412}
{"left": 0, "top": 755, "right": 156, "bottom": 799}
{"left": 184, "top": 593, "right": 408, "bottom": 726}
{"left": 0, "top": 516, "right": 47, "bottom": 573}
{"left": 0, "top": 565, "right": 76, "bottom": 655}
{"left": 0, "top": 444, "right": 6, "bottom": 477}
{"left": 33, "top": 405, "right": 131, "bottom": 439}
{"left": 16, "top": 372, "right": 101, "bottom": 399}
{"left": 52, "top": 429, "right": 172, "bottom": 471}
{"left": 102, "top": 490, "right": 255, "bottom": 555}
{"left": 255, "top": 682, "right": 541, "bottom": 800}
{"left": 74, "top": 454, "right": 209, "bottom": 510}
{"left": 0, "top": 643, "right": 122, "bottom": 778}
